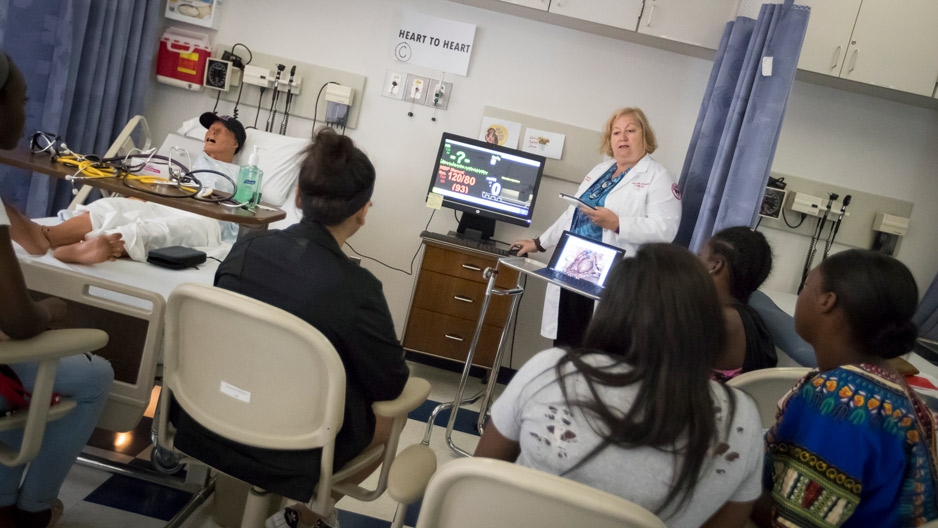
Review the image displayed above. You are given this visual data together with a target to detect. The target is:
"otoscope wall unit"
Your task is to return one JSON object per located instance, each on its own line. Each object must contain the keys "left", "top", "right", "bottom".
{"left": 215, "top": 44, "right": 366, "bottom": 129}
{"left": 758, "top": 173, "right": 913, "bottom": 254}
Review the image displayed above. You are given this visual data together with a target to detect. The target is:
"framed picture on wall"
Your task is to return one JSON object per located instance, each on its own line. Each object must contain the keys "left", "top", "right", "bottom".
{"left": 759, "top": 187, "right": 787, "bottom": 219}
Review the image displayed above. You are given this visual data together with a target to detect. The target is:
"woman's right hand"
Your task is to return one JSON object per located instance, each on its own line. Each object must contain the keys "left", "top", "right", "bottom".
{"left": 511, "top": 239, "right": 538, "bottom": 257}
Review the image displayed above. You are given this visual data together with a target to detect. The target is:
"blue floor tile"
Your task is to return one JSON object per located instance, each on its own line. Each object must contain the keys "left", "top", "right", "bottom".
{"left": 410, "top": 400, "right": 482, "bottom": 437}
{"left": 83, "top": 473, "right": 193, "bottom": 521}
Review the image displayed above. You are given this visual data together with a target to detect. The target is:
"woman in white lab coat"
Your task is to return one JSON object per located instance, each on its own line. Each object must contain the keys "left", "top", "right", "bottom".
{"left": 512, "top": 107, "right": 681, "bottom": 345}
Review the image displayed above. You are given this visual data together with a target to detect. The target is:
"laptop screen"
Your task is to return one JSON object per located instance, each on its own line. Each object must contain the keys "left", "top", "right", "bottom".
{"left": 547, "top": 231, "right": 625, "bottom": 288}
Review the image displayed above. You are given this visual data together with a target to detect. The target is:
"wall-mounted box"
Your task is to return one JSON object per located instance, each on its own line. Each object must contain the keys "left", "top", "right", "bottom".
{"left": 165, "top": 0, "right": 223, "bottom": 29}
{"left": 872, "top": 212, "right": 909, "bottom": 236}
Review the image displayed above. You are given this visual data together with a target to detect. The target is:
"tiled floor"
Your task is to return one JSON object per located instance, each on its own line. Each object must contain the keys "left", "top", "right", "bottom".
{"left": 52, "top": 360, "right": 504, "bottom": 528}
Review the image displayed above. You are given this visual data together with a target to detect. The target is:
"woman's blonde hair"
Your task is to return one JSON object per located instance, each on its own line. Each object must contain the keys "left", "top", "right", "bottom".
{"left": 600, "top": 107, "right": 658, "bottom": 156}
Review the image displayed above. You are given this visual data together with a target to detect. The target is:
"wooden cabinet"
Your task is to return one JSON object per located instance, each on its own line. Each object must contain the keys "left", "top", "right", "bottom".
{"left": 548, "top": 0, "right": 644, "bottom": 31}
{"left": 636, "top": 0, "right": 737, "bottom": 50}
{"left": 498, "top": 0, "right": 550, "bottom": 11}
{"left": 798, "top": 0, "right": 938, "bottom": 96}
{"left": 403, "top": 242, "right": 519, "bottom": 369}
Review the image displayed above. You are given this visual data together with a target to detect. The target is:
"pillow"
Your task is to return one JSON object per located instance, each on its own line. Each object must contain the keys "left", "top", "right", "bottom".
{"left": 176, "top": 117, "right": 309, "bottom": 207}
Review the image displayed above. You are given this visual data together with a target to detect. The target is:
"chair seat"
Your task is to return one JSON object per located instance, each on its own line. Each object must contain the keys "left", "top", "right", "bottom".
{"left": 387, "top": 444, "right": 437, "bottom": 505}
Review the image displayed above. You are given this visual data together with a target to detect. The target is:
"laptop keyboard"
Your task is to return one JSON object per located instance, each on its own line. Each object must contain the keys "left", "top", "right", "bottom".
{"left": 420, "top": 231, "right": 511, "bottom": 256}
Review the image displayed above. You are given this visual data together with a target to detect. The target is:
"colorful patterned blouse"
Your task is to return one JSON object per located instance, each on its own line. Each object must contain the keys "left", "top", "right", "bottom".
{"left": 765, "top": 364, "right": 938, "bottom": 527}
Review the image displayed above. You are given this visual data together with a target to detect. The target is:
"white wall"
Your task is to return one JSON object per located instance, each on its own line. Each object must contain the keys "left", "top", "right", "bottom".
{"left": 145, "top": 0, "right": 938, "bottom": 367}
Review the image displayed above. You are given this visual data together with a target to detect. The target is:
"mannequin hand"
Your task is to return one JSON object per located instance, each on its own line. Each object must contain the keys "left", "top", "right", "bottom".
{"left": 511, "top": 239, "right": 539, "bottom": 257}
{"left": 581, "top": 206, "right": 620, "bottom": 232}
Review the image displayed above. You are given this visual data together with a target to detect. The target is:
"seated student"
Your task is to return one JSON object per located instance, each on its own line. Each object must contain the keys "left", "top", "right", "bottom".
{"left": 170, "top": 128, "right": 409, "bottom": 528}
{"left": 699, "top": 227, "right": 777, "bottom": 382}
{"left": 7, "top": 112, "right": 245, "bottom": 264}
{"left": 475, "top": 243, "right": 764, "bottom": 528}
{"left": 757, "top": 250, "right": 938, "bottom": 527}
{"left": 0, "top": 50, "right": 113, "bottom": 528}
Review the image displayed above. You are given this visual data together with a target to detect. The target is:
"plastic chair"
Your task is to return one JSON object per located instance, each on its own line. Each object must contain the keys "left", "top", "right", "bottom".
{"left": 415, "top": 457, "right": 666, "bottom": 528}
{"left": 156, "top": 283, "right": 436, "bottom": 528}
{"left": 728, "top": 367, "right": 812, "bottom": 429}
{"left": 0, "top": 328, "right": 109, "bottom": 466}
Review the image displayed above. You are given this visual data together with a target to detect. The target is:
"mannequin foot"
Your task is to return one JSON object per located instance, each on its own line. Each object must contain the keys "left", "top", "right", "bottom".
{"left": 6, "top": 208, "right": 52, "bottom": 255}
{"left": 52, "top": 234, "right": 124, "bottom": 264}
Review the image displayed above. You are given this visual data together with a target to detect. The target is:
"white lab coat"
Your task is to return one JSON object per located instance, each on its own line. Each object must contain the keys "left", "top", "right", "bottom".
{"left": 538, "top": 155, "right": 681, "bottom": 339}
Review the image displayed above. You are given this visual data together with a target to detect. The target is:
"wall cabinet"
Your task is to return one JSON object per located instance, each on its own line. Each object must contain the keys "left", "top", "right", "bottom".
{"left": 548, "top": 0, "right": 644, "bottom": 31}
{"left": 498, "top": 0, "right": 550, "bottom": 11}
{"left": 403, "top": 242, "right": 519, "bottom": 369}
{"left": 636, "top": 0, "right": 737, "bottom": 50}
{"left": 798, "top": 0, "right": 938, "bottom": 96}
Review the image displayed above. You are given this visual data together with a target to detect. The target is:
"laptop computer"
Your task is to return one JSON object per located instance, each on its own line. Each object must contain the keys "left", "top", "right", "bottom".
{"left": 533, "top": 230, "right": 626, "bottom": 298}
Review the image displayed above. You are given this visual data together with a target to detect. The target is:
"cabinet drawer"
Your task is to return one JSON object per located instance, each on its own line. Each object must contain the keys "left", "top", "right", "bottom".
{"left": 411, "top": 270, "right": 513, "bottom": 325}
{"left": 422, "top": 244, "right": 519, "bottom": 289}
{"left": 402, "top": 308, "right": 504, "bottom": 368}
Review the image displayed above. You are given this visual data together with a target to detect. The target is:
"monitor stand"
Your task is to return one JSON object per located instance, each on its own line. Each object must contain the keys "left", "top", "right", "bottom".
{"left": 456, "top": 212, "right": 495, "bottom": 241}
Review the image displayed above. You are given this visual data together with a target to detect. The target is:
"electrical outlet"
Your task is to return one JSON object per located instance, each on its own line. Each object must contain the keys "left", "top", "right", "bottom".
{"left": 404, "top": 74, "right": 429, "bottom": 105}
{"left": 382, "top": 70, "right": 404, "bottom": 99}
{"left": 425, "top": 80, "right": 453, "bottom": 110}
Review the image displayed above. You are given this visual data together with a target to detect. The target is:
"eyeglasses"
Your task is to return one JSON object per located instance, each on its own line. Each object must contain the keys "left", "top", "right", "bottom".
{"left": 29, "top": 131, "right": 63, "bottom": 158}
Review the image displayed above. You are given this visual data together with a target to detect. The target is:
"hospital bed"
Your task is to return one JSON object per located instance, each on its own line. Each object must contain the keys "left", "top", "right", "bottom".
{"left": 15, "top": 115, "right": 309, "bottom": 436}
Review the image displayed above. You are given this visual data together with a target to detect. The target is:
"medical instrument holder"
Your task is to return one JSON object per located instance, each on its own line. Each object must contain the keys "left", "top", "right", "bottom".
{"left": 421, "top": 261, "right": 526, "bottom": 457}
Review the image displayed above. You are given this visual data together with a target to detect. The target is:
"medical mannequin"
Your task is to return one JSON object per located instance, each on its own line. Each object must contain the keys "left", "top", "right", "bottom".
{"left": 7, "top": 112, "right": 244, "bottom": 264}
{"left": 0, "top": 50, "right": 113, "bottom": 528}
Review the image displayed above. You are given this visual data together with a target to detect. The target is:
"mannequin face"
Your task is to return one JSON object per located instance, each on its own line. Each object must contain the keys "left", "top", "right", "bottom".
{"left": 0, "top": 67, "right": 27, "bottom": 150}
{"left": 203, "top": 122, "right": 238, "bottom": 162}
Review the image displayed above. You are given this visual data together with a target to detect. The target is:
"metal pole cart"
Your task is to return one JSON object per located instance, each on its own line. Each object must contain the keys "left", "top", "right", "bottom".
{"left": 422, "top": 256, "right": 600, "bottom": 457}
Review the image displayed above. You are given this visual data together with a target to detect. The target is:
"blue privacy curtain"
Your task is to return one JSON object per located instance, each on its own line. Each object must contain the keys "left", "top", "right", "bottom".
{"left": 915, "top": 275, "right": 938, "bottom": 354}
{"left": 0, "top": 0, "right": 160, "bottom": 217}
{"left": 674, "top": 0, "right": 810, "bottom": 250}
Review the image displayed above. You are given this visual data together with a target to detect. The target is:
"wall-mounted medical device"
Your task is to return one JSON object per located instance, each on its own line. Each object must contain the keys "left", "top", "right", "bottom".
{"left": 871, "top": 212, "right": 909, "bottom": 256}
{"left": 165, "top": 0, "right": 223, "bottom": 30}
{"left": 204, "top": 58, "right": 232, "bottom": 91}
{"left": 156, "top": 28, "right": 211, "bottom": 91}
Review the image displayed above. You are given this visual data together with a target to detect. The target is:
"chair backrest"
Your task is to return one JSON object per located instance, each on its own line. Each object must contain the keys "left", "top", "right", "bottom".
{"left": 415, "top": 458, "right": 666, "bottom": 528}
{"left": 728, "top": 367, "right": 812, "bottom": 429}
{"left": 162, "top": 283, "right": 346, "bottom": 451}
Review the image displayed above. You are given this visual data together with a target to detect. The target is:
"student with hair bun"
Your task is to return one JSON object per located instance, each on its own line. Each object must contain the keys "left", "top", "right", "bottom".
{"left": 699, "top": 226, "right": 777, "bottom": 382}
{"left": 174, "top": 128, "right": 409, "bottom": 528}
{"left": 759, "top": 249, "right": 938, "bottom": 526}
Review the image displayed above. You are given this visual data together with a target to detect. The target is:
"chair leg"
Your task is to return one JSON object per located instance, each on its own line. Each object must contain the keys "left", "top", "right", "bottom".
{"left": 390, "top": 503, "right": 407, "bottom": 528}
{"left": 241, "top": 486, "right": 272, "bottom": 528}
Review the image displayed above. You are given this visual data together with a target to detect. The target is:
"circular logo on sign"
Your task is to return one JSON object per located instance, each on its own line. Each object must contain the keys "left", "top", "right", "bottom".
{"left": 395, "top": 42, "right": 412, "bottom": 62}
{"left": 671, "top": 183, "right": 682, "bottom": 200}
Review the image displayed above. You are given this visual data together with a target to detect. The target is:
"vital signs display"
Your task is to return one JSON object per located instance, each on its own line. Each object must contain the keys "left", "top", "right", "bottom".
{"left": 427, "top": 133, "right": 546, "bottom": 229}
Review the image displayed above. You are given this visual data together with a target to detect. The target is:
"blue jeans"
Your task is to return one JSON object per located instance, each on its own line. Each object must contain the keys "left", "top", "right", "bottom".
{"left": 0, "top": 353, "right": 113, "bottom": 512}
{"left": 748, "top": 291, "right": 817, "bottom": 368}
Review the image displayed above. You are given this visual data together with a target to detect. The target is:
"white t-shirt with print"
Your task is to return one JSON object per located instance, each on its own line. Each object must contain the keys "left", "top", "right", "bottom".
{"left": 490, "top": 348, "right": 763, "bottom": 528}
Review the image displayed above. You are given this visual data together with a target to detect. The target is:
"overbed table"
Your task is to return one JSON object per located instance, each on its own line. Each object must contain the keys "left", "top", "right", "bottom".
{"left": 0, "top": 147, "right": 285, "bottom": 234}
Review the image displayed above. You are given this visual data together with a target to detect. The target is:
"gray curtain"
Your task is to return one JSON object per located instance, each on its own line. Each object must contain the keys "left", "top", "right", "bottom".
{"left": 915, "top": 275, "right": 938, "bottom": 344}
{"left": 0, "top": 0, "right": 160, "bottom": 217}
{"left": 674, "top": 0, "right": 809, "bottom": 250}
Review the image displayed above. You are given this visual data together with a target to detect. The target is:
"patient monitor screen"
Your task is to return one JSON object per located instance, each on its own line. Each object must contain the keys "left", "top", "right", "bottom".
{"left": 428, "top": 133, "right": 545, "bottom": 227}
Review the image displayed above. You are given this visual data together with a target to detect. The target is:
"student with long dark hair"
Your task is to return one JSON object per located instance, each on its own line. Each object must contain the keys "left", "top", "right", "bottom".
{"left": 699, "top": 226, "right": 777, "bottom": 382}
{"left": 476, "top": 243, "right": 763, "bottom": 527}
{"left": 759, "top": 250, "right": 938, "bottom": 526}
